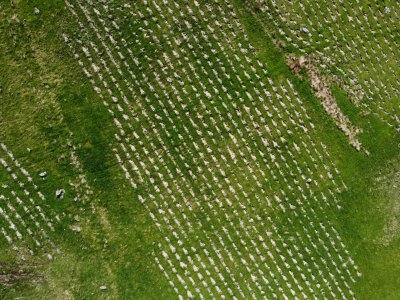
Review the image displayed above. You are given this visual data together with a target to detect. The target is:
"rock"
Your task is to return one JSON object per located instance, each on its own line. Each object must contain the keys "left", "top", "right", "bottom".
{"left": 39, "top": 171, "right": 47, "bottom": 178}
{"left": 34, "top": 8, "right": 40, "bottom": 15}
{"left": 301, "top": 27, "right": 310, "bottom": 34}
{"left": 12, "top": 15, "right": 21, "bottom": 24}
{"left": 56, "top": 189, "right": 65, "bottom": 199}
{"left": 384, "top": 7, "right": 390, "bottom": 14}
{"left": 27, "top": 148, "right": 32, "bottom": 153}
{"left": 70, "top": 225, "right": 81, "bottom": 233}
{"left": 306, "top": 178, "right": 312, "bottom": 184}
{"left": 99, "top": 285, "right": 107, "bottom": 291}
{"left": 74, "top": 215, "right": 80, "bottom": 222}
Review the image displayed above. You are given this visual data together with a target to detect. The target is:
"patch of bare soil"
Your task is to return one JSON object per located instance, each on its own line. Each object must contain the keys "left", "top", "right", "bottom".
{"left": 0, "top": 262, "right": 43, "bottom": 287}
{"left": 375, "top": 160, "right": 400, "bottom": 246}
{"left": 287, "top": 55, "right": 364, "bottom": 152}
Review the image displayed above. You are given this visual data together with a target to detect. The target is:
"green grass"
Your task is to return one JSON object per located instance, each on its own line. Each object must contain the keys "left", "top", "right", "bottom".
{"left": 235, "top": 1, "right": 400, "bottom": 298}
{"left": 1, "top": 0, "right": 399, "bottom": 299}
{"left": 0, "top": 1, "right": 174, "bottom": 299}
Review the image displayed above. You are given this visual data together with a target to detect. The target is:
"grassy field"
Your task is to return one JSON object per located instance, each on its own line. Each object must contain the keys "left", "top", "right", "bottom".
{"left": 0, "top": 0, "right": 399, "bottom": 299}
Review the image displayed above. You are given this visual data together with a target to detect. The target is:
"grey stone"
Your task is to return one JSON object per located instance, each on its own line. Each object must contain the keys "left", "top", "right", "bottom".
{"left": 70, "top": 225, "right": 81, "bottom": 233}
{"left": 56, "top": 189, "right": 65, "bottom": 199}
{"left": 302, "top": 27, "right": 310, "bottom": 34}
{"left": 12, "top": 15, "right": 21, "bottom": 24}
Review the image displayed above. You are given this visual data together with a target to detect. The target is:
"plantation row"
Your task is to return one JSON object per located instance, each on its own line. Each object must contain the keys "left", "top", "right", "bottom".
{"left": 254, "top": 0, "right": 400, "bottom": 128}
{"left": 0, "top": 143, "right": 61, "bottom": 260}
{"left": 62, "top": 0, "right": 360, "bottom": 298}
